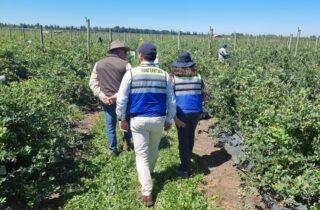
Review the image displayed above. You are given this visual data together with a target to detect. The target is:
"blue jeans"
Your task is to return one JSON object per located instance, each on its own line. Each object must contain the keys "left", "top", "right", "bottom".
{"left": 176, "top": 112, "right": 201, "bottom": 173}
{"left": 101, "top": 103, "right": 132, "bottom": 153}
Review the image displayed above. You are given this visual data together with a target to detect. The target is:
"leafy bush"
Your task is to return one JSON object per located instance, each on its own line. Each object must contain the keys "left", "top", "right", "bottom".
{"left": 205, "top": 46, "right": 320, "bottom": 207}
{"left": 0, "top": 49, "right": 29, "bottom": 81}
{"left": 0, "top": 79, "right": 80, "bottom": 208}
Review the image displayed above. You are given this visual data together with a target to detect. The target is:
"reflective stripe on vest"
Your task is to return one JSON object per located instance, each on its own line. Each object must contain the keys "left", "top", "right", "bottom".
{"left": 174, "top": 74, "right": 202, "bottom": 114}
{"left": 129, "top": 66, "right": 167, "bottom": 117}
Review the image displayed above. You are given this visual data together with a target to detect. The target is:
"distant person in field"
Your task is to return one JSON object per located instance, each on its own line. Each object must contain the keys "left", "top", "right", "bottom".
{"left": 116, "top": 42, "right": 176, "bottom": 207}
{"left": 97, "top": 36, "right": 103, "bottom": 45}
{"left": 171, "top": 51, "right": 208, "bottom": 178}
{"left": 218, "top": 43, "right": 228, "bottom": 62}
{"left": 89, "top": 40, "right": 132, "bottom": 156}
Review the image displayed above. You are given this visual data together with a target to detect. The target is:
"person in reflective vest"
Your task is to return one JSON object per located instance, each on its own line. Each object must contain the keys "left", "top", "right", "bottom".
{"left": 172, "top": 51, "right": 208, "bottom": 178}
{"left": 116, "top": 42, "right": 176, "bottom": 207}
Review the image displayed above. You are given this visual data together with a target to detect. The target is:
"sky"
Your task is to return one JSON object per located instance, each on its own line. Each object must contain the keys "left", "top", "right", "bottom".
{"left": 0, "top": 0, "right": 319, "bottom": 36}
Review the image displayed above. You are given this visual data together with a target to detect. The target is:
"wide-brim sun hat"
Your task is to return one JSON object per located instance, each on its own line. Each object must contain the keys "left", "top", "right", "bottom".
{"left": 172, "top": 51, "right": 195, "bottom": 68}
{"left": 108, "top": 40, "right": 130, "bottom": 52}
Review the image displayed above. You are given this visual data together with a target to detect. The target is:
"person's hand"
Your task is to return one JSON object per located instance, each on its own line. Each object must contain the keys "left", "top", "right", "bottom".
{"left": 119, "top": 120, "right": 129, "bottom": 132}
{"left": 203, "top": 93, "right": 209, "bottom": 101}
{"left": 174, "top": 117, "right": 186, "bottom": 128}
{"left": 164, "top": 121, "right": 172, "bottom": 131}
{"left": 102, "top": 96, "right": 110, "bottom": 105}
{"left": 108, "top": 94, "right": 117, "bottom": 105}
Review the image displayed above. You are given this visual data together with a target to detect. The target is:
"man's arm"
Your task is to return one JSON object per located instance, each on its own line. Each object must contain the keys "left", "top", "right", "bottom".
{"left": 165, "top": 74, "right": 176, "bottom": 124}
{"left": 89, "top": 63, "right": 106, "bottom": 101}
{"left": 116, "top": 71, "right": 131, "bottom": 121}
{"left": 126, "top": 63, "right": 132, "bottom": 71}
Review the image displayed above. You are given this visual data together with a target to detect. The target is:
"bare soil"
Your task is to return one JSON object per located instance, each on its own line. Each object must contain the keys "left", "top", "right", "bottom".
{"left": 194, "top": 119, "right": 267, "bottom": 210}
{"left": 74, "top": 112, "right": 99, "bottom": 134}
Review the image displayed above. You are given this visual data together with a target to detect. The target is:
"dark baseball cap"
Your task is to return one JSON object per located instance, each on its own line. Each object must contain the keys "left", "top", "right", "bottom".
{"left": 137, "top": 42, "right": 157, "bottom": 57}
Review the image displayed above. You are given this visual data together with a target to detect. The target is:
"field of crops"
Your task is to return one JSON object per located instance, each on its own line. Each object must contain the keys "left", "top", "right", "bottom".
{"left": 0, "top": 29, "right": 319, "bottom": 209}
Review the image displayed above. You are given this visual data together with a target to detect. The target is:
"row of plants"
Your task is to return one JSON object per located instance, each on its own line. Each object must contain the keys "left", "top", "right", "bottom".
{"left": 0, "top": 35, "right": 102, "bottom": 208}
{"left": 1, "top": 30, "right": 319, "bottom": 208}
{"left": 199, "top": 44, "right": 320, "bottom": 208}
{"left": 0, "top": 32, "right": 207, "bottom": 208}
{"left": 0, "top": 79, "right": 83, "bottom": 208}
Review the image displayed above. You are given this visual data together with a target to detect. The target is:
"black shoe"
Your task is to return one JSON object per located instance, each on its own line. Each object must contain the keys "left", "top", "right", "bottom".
{"left": 111, "top": 151, "right": 118, "bottom": 157}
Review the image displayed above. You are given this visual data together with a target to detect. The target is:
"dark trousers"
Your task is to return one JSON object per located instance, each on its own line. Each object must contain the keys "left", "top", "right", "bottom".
{"left": 176, "top": 113, "right": 201, "bottom": 173}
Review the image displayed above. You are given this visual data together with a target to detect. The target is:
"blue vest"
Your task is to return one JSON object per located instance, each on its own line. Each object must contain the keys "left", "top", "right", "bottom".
{"left": 174, "top": 74, "right": 203, "bottom": 114}
{"left": 128, "top": 65, "right": 167, "bottom": 117}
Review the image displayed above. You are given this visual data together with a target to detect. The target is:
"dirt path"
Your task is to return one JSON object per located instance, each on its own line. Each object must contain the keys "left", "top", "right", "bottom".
{"left": 74, "top": 112, "right": 100, "bottom": 134}
{"left": 194, "top": 119, "right": 267, "bottom": 210}
{"left": 72, "top": 113, "right": 268, "bottom": 209}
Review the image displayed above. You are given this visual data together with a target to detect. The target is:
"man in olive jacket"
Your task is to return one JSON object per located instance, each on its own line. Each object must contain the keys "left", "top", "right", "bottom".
{"left": 89, "top": 40, "right": 132, "bottom": 156}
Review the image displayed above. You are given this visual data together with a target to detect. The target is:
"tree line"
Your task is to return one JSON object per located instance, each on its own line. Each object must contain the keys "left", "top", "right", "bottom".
{"left": 0, "top": 22, "right": 200, "bottom": 35}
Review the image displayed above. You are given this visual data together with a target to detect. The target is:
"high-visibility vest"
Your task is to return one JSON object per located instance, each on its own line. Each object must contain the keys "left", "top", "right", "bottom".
{"left": 128, "top": 65, "right": 167, "bottom": 117}
{"left": 174, "top": 74, "right": 203, "bottom": 114}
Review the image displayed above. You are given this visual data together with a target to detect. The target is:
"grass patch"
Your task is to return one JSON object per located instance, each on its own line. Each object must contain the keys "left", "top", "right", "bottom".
{"left": 64, "top": 113, "right": 218, "bottom": 209}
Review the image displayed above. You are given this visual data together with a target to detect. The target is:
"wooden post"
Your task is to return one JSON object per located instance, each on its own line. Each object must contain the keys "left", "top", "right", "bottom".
{"left": 288, "top": 34, "right": 293, "bottom": 50}
{"left": 69, "top": 30, "right": 72, "bottom": 42}
{"left": 178, "top": 31, "right": 181, "bottom": 50}
{"left": 192, "top": 35, "right": 195, "bottom": 46}
{"left": 208, "top": 26, "right": 213, "bottom": 52}
{"left": 233, "top": 33, "right": 237, "bottom": 51}
{"left": 39, "top": 25, "right": 44, "bottom": 48}
{"left": 109, "top": 28, "right": 112, "bottom": 44}
{"left": 104, "top": 31, "right": 108, "bottom": 43}
{"left": 9, "top": 28, "right": 12, "bottom": 41}
{"left": 21, "top": 28, "right": 26, "bottom": 42}
{"left": 294, "top": 27, "right": 301, "bottom": 57}
{"left": 86, "top": 18, "right": 91, "bottom": 60}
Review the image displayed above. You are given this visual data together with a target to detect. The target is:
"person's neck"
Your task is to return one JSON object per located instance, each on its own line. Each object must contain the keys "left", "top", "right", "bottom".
{"left": 140, "top": 60, "right": 154, "bottom": 65}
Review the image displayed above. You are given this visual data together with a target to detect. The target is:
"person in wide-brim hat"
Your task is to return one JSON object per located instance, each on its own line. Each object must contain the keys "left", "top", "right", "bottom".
{"left": 171, "top": 51, "right": 208, "bottom": 179}
{"left": 171, "top": 51, "right": 196, "bottom": 68}
{"left": 108, "top": 40, "right": 130, "bottom": 53}
{"left": 89, "top": 39, "right": 132, "bottom": 157}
